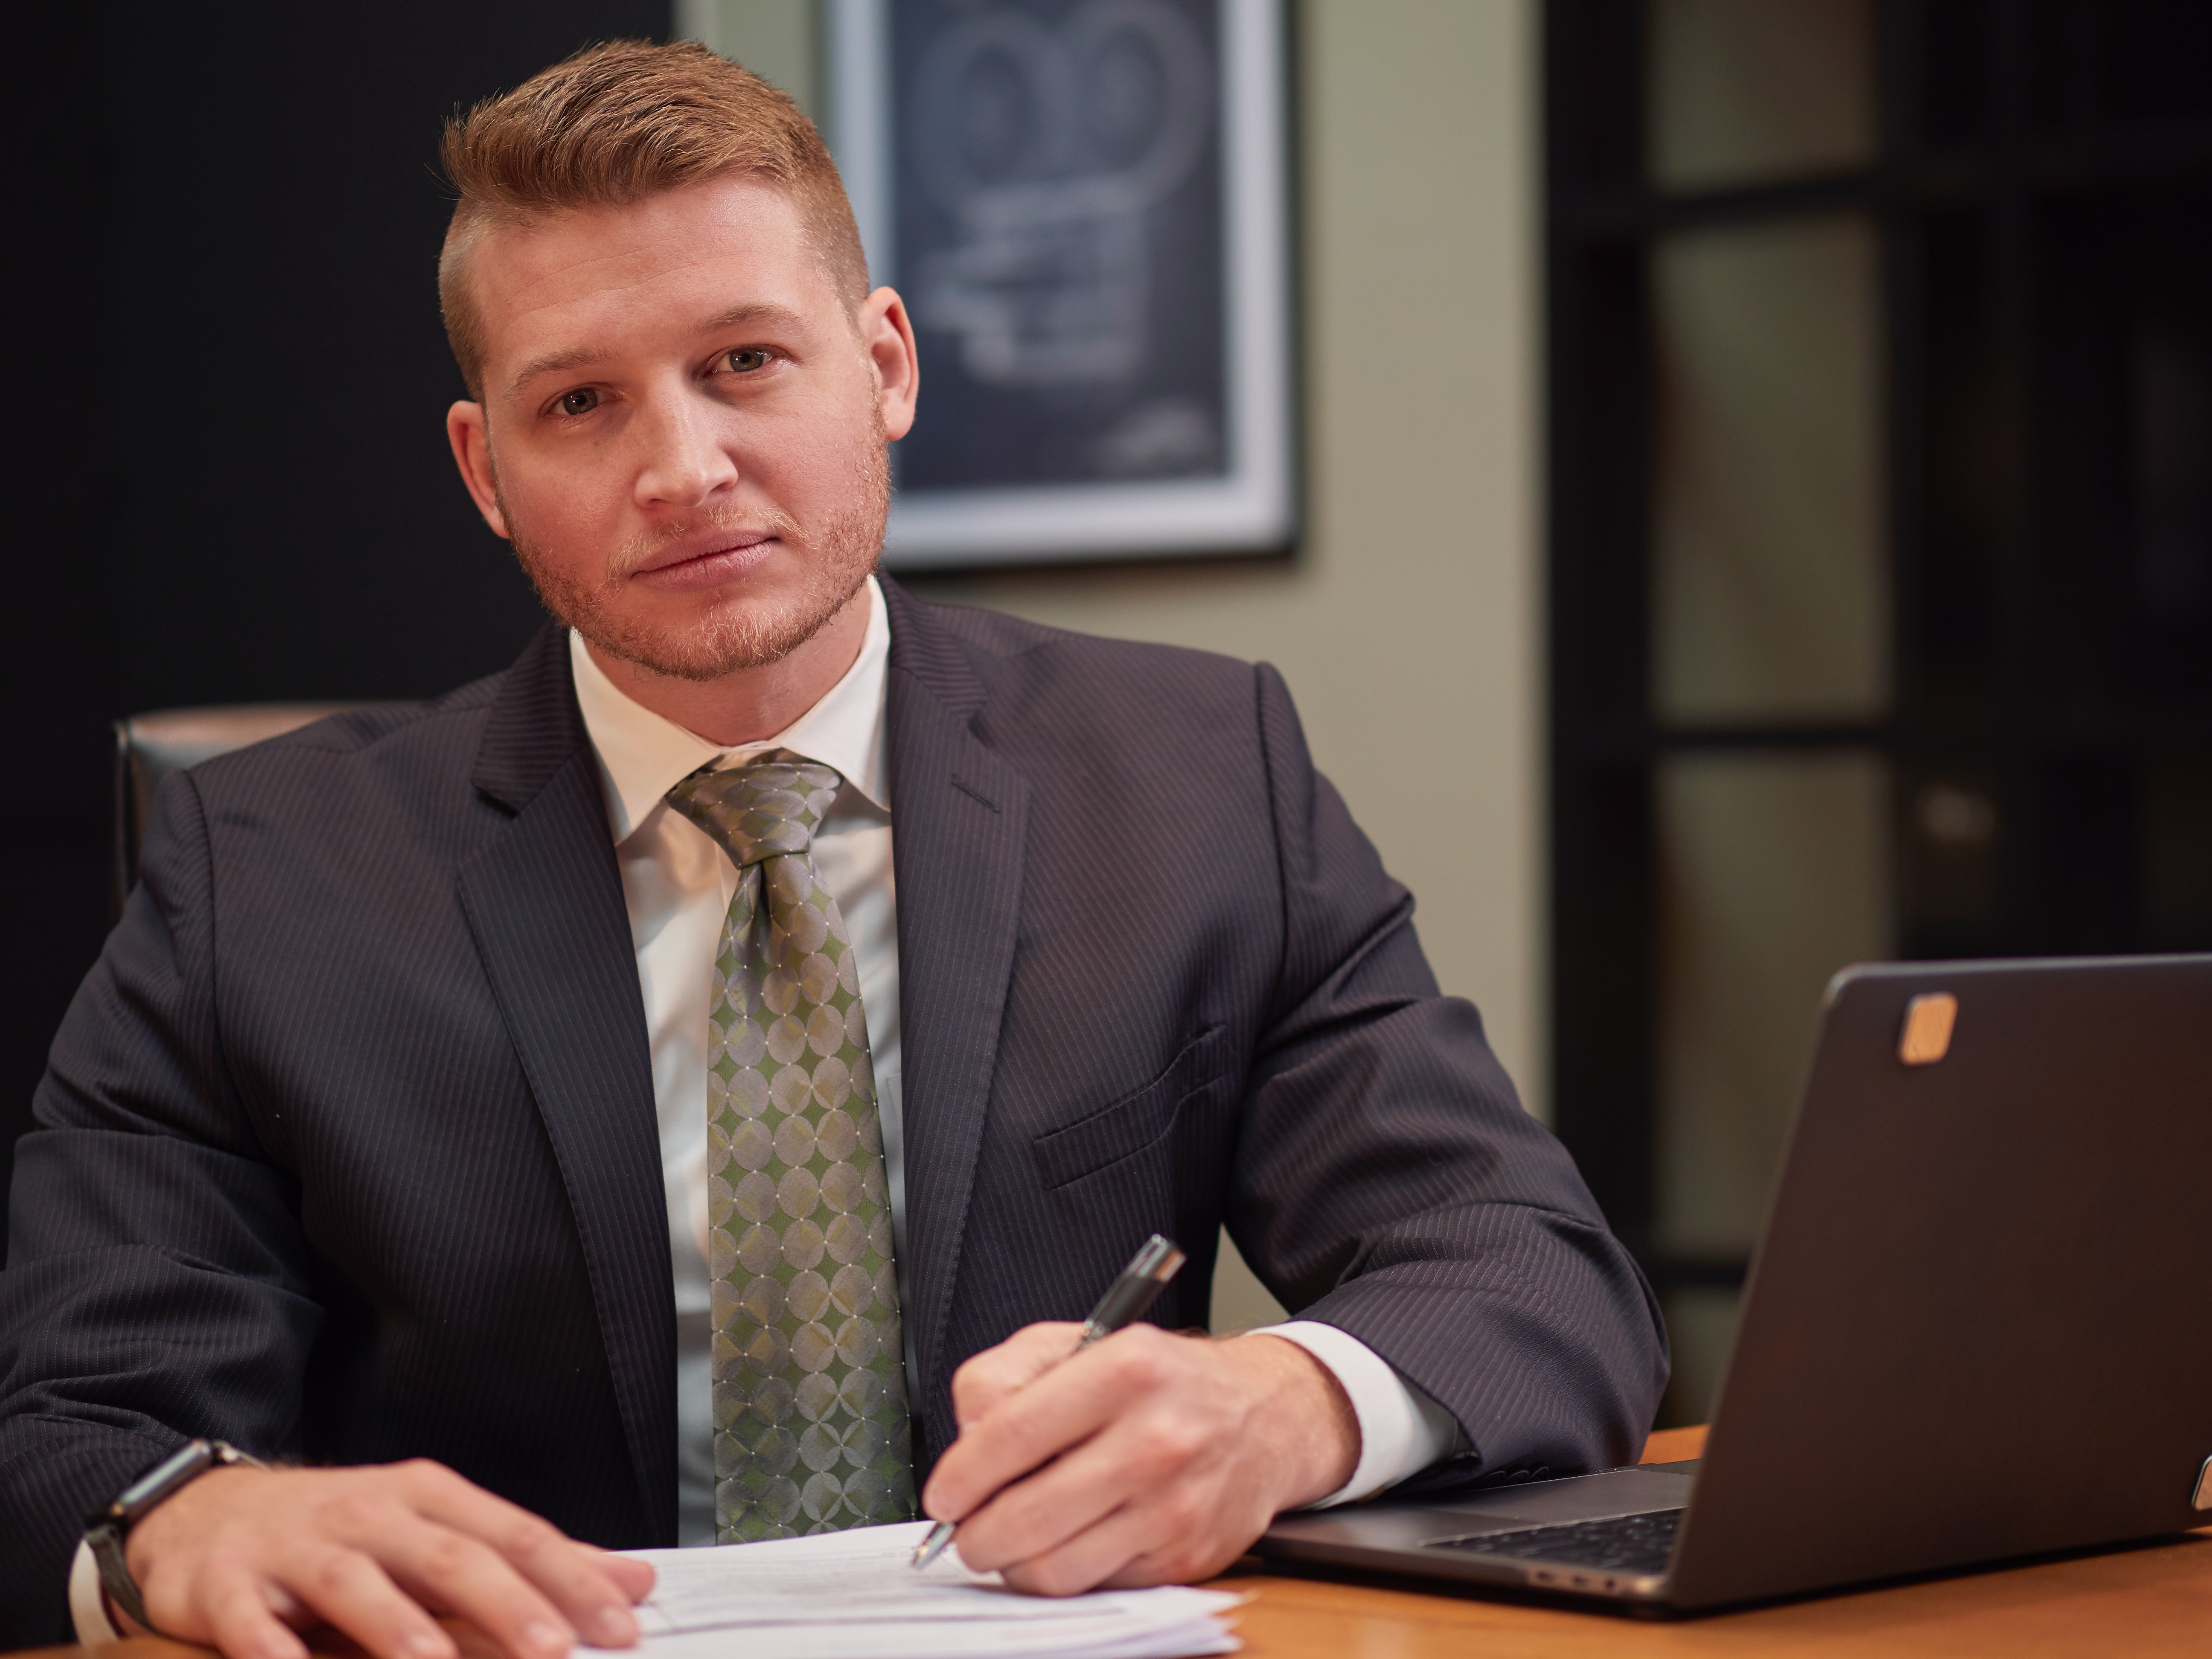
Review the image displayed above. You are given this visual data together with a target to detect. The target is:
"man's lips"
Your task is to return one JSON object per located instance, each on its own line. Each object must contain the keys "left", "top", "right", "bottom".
{"left": 629, "top": 533, "right": 779, "bottom": 592}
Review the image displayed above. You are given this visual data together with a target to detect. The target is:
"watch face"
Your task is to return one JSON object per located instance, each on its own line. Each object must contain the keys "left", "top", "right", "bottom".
{"left": 114, "top": 1440, "right": 215, "bottom": 1519}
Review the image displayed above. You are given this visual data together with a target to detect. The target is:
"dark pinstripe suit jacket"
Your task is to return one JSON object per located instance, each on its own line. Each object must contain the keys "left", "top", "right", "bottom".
{"left": 0, "top": 581, "right": 1665, "bottom": 1638}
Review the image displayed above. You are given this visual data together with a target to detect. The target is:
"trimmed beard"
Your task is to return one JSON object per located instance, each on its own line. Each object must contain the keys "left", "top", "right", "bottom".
{"left": 501, "top": 438, "right": 889, "bottom": 683}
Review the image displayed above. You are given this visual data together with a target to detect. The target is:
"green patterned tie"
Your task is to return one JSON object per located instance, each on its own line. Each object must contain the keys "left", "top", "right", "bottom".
{"left": 666, "top": 751, "right": 916, "bottom": 1541}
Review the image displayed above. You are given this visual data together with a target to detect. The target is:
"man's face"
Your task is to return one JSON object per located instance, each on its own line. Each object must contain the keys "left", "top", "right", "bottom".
{"left": 447, "top": 177, "right": 916, "bottom": 681}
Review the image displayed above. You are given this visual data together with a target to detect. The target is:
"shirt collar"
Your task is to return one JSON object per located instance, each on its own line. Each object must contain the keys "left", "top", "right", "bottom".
{"left": 570, "top": 574, "right": 891, "bottom": 844}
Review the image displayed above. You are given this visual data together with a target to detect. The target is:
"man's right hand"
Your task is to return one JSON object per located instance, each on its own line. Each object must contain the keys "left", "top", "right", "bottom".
{"left": 121, "top": 1460, "right": 656, "bottom": 1659}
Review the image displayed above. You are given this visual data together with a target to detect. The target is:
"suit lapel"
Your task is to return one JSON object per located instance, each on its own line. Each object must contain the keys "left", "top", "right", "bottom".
{"left": 457, "top": 625, "right": 676, "bottom": 1543}
{"left": 881, "top": 582, "right": 1029, "bottom": 1460}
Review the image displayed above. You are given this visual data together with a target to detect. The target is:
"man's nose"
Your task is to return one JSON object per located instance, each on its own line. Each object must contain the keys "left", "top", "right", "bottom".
{"left": 632, "top": 392, "right": 738, "bottom": 509}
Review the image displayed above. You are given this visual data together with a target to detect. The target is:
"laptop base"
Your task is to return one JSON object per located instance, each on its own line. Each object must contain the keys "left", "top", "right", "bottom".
{"left": 1259, "top": 1463, "right": 1693, "bottom": 1606}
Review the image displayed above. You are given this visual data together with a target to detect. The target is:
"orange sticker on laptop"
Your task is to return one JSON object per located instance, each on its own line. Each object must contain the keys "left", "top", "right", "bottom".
{"left": 1898, "top": 992, "right": 1957, "bottom": 1065}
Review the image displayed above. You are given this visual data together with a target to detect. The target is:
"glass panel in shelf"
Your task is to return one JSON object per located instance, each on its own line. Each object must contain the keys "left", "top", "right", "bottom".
{"left": 1651, "top": 212, "right": 1890, "bottom": 725}
{"left": 1655, "top": 749, "right": 1892, "bottom": 1260}
{"left": 1647, "top": 0, "right": 1877, "bottom": 194}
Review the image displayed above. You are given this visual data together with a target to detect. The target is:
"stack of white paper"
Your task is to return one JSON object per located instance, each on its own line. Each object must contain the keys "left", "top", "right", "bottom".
{"left": 619, "top": 1520, "right": 1241, "bottom": 1659}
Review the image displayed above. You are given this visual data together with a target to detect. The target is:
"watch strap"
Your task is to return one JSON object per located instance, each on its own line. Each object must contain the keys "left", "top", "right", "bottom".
{"left": 84, "top": 1440, "right": 266, "bottom": 1636}
{"left": 85, "top": 1518, "right": 153, "bottom": 1633}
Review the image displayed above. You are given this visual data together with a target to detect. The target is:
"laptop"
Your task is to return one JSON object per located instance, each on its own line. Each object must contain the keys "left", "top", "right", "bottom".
{"left": 1257, "top": 954, "right": 2212, "bottom": 1613}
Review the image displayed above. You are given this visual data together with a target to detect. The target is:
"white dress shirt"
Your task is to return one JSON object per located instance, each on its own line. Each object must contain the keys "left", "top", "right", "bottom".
{"left": 69, "top": 577, "right": 1455, "bottom": 1636}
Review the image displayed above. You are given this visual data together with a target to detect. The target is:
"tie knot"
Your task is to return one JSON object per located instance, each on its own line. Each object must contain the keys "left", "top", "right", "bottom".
{"left": 666, "top": 750, "right": 844, "bottom": 867}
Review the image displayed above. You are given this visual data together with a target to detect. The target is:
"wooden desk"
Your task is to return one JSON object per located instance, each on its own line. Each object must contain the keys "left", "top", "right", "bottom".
{"left": 22, "top": 1429, "right": 2212, "bottom": 1659}
{"left": 1222, "top": 1426, "right": 2212, "bottom": 1658}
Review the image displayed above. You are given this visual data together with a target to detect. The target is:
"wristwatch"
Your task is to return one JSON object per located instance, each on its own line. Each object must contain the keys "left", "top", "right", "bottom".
{"left": 84, "top": 1439, "right": 267, "bottom": 1634}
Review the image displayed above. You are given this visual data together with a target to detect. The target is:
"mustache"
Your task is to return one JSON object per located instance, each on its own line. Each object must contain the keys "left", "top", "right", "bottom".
{"left": 606, "top": 502, "right": 805, "bottom": 581}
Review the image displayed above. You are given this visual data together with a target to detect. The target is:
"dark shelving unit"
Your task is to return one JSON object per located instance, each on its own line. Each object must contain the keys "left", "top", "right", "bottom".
{"left": 1546, "top": 0, "right": 2212, "bottom": 1310}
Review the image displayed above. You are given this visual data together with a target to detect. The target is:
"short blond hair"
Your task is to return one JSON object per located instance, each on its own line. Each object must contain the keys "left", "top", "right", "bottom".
{"left": 438, "top": 38, "right": 867, "bottom": 401}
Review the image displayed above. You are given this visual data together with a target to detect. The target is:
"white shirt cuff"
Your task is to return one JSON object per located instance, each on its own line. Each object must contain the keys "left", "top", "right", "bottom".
{"left": 70, "top": 1539, "right": 122, "bottom": 1643}
{"left": 1251, "top": 1319, "right": 1462, "bottom": 1507}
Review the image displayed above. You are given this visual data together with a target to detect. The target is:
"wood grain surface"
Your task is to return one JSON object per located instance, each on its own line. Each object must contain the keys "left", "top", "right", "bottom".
{"left": 21, "top": 1429, "right": 2212, "bottom": 1659}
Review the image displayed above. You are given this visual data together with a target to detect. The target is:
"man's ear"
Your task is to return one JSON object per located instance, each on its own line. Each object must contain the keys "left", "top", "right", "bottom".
{"left": 859, "top": 287, "right": 920, "bottom": 443}
{"left": 446, "top": 401, "right": 511, "bottom": 539}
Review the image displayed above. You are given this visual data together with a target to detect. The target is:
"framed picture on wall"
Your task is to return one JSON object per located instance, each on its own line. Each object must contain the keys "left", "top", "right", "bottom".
{"left": 825, "top": 0, "right": 1297, "bottom": 570}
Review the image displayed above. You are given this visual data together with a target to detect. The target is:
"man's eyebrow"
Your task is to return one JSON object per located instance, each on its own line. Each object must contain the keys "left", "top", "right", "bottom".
{"left": 504, "top": 302, "right": 813, "bottom": 400}
{"left": 508, "top": 344, "right": 607, "bottom": 398}
{"left": 696, "top": 300, "right": 809, "bottom": 335}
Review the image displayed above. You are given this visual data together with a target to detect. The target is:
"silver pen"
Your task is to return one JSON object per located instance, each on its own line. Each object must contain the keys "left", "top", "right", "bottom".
{"left": 910, "top": 1234, "right": 1187, "bottom": 1570}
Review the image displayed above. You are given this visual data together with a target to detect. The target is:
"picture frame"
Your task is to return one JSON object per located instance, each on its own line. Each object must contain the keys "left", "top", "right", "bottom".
{"left": 824, "top": 0, "right": 1298, "bottom": 570}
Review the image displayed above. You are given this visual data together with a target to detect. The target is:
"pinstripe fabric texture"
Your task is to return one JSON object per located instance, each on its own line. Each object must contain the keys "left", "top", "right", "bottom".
{"left": 0, "top": 580, "right": 1665, "bottom": 1640}
{"left": 876, "top": 585, "right": 1665, "bottom": 1479}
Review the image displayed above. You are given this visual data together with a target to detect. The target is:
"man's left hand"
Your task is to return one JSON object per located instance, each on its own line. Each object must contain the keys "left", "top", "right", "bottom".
{"left": 920, "top": 1324, "right": 1360, "bottom": 1595}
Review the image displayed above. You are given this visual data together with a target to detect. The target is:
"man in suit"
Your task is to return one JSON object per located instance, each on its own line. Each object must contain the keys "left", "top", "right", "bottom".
{"left": 0, "top": 40, "right": 1665, "bottom": 1656}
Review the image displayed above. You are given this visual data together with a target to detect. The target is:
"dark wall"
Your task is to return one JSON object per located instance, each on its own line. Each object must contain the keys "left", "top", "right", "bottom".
{"left": 7, "top": 2, "right": 671, "bottom": 1222}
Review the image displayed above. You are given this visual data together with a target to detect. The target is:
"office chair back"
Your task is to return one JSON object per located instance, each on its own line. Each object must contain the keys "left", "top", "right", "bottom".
{"left": 112, "top": 704, "right": 389, "bottom": 920}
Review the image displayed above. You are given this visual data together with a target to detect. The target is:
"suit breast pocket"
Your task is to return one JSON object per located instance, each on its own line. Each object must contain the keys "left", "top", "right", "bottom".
{"left": 1031, "top": 1025, "right": 1225, "bottom": 1191}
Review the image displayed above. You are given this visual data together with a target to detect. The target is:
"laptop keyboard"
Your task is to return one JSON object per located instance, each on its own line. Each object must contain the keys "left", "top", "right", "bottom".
{"left": 1429, "top": 1507, "right": 1683, "bottom": 1574}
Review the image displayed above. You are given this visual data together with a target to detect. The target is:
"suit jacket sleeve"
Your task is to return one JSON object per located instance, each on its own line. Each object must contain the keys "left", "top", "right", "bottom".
{"left": 0, "top": 770, "right": 321, "bottom": 1641}
{"left": 1230, "top": 661, "right": 1667, "bottom": 1486}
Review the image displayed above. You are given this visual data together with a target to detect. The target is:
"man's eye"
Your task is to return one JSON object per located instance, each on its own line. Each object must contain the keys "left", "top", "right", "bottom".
{"left": 726, "top": 347, "right": 772, "bottom": 373}
{"left": 558, "top": 387, "right": 599, "bottom": 416}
